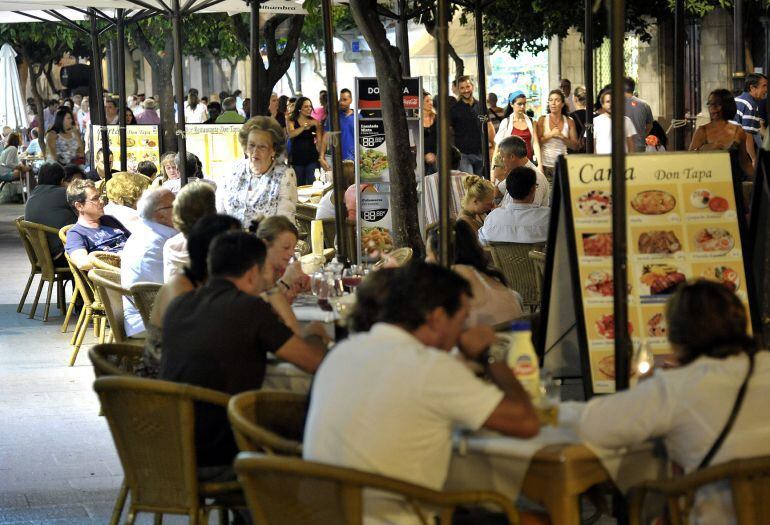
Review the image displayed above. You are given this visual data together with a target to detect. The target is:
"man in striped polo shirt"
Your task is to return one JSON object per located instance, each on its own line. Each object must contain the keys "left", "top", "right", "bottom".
{"left": 731, "top": 73, "right": 767, "bottom": 166}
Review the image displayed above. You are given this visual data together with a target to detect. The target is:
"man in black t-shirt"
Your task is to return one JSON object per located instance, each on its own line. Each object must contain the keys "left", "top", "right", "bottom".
{"left": 449, "top": 76, "right": 496, "bottom": 176}
{"left": 160, "top": 231, "right": 327, "bottom": 468}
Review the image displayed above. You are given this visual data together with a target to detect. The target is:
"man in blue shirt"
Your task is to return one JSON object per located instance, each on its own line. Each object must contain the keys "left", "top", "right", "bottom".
{"left": 65, "top": 178, "right": 130, "bottom": 269}
{"left": 732, "top": 73, "right": 767, "bottom": 165}
{"left": 324, "top": 88, "right": 355, "bottom": 162}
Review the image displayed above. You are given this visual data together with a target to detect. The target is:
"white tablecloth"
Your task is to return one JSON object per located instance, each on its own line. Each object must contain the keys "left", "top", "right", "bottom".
{"left": 263, "top": 361, "right": 312, "bottom": 394}
{"left": 445, "top": 401, "right": 666, "bottom": 499}
{"left": 291, "top": 293, "right": 339, "bottom": 323}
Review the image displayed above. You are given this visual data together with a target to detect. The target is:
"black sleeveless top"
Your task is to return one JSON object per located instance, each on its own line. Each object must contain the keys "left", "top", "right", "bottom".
{"left": 291, "top": 119, "right": 320, "bottom": 166}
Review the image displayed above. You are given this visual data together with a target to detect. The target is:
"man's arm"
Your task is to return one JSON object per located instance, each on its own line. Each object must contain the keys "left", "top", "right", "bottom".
{"left": 273, "top": 327, "right": 327, "bottom": 374}
{"left": 69, "top": 248, "right": 93, "bottom": 270}
{"left": 457, "top": 326, "right": 539, "bottom": 438}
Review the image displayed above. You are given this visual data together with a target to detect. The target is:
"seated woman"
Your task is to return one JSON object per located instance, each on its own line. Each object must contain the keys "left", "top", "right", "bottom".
{"left": 458, "top": 175, "right": 496, "bottom": 234}
{"left": 163, "top": 180, "right": 217, "bottom": 281}
{"left": 316, "top": 160, "right": 355, "bottom": 220}
{"left": 0, "top": 132, "right": 32, "bottom": 183}
{"left": 103, "top": 171, "right": 152, "bottom": 229}
{"left": 137, "top": 213, "right": 242, "bottom": 377}
{"left": 45, "top": 108, "right": 84, "bottom": 166}
{"left": 578, "top": 280, "right": 770, "bottom": 525}
{"left": 217, "top": 116, "right": 297, "bottom": 225}
{"left": 151, "top": 152, "right": 179, "bottom": 188}
{"left": 426, "top": 220, "right": 523, "bottom": 326}
{"left": 689, "top": 89, "right": 753, "bottom": 180}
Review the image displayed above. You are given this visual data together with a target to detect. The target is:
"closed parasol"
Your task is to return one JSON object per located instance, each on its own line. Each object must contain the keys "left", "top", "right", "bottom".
{"left": 0, "top": 42, "right": 28, "bottom": 130}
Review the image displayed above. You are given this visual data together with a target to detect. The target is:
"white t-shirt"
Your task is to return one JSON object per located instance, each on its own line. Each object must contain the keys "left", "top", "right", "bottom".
{"left": 579, "top": 352, "right": 770, "bottom": 525}
{"left": 591, "top": 112, "right": 637, "bottom": 154}
{"left": 304, "top": 323, "right": 503, "bottom": 525}
{"left": 163, "top": 232, "right": 188, "bottom": 282}
{"left": 314, "top": 191, "right": 335, "bottom": 220}
{"left": 184, "top": 102, "right": 209, "bottom": 124}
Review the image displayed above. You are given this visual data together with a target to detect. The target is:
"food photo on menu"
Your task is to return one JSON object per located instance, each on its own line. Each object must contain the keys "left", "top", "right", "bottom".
{"left": 582, "top": 232, "right": 613, "bottom": 257}
{"left": 687, "top": 186, "right": 733, "bottom": 215}
{"left": 630, "top": 189, "right": 677, "bottom": 215}
{"left": 639, "top": 264, "right": 687, "bottom": 297}
{"left": 693, "top": 226, "right": 735, "bottom": 254}
{"left": 637, "top": 230, "right": 683, "bottom": 255}
{"left": 576, "top": 190, "right": 612, "bottom": 217}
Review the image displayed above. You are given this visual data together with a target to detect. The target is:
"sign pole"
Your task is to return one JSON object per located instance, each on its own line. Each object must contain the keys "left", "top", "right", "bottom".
{"left": 437, "top": 0, "right": 452, "bottom": 267}
{"left": 116, "top": 9, "right": 128, "bottom": 172}
{"left": 89, "top": 10, "right": 111, "bottom": 182}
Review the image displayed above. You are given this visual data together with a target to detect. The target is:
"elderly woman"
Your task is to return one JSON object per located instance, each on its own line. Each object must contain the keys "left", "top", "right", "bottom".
{"left": 217, "top": 116, "right": 297, "bottom": 225}
{"left": 579, "top": 280, "right": 770, "bottom": 525}
{"left": 151, "top": 152, "right": 179, "bottom": 188}
{"left": 162, "top": 180, "right": 217, "bottom": 281}
{"left": 104, "top": 171, "right": 152, "bottom": 228}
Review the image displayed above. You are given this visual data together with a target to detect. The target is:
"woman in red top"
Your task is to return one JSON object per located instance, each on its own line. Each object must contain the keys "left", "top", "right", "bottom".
{"left": 494, "top": 91, "right": 541, "bottom": 164}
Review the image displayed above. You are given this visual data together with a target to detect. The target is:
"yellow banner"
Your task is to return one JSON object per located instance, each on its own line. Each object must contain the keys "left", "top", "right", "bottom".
{"left": 184, "top": 124, "right": 243, "bottom": 182}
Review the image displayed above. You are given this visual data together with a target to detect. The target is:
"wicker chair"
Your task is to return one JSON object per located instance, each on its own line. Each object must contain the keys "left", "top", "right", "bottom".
{"left": 14, "top": 216, "right": 42, "bottom": 314}
{"left": 19, "top": 220, "right": 73, "bottom": 322}
{"left": 129, "top": 282, "right": 161, "bottom": 329}
{"left": 88, "top": 269, "right": 143, "bottom": 346}
{"left": 227, "top": 391, "right": 307, "bottom": 455}
{"left": 528, "top": 250, "right": 546, "bottom": 303}
{"left": 94, "top": 376, "right": 243, "bottom": 525}
{"left": 629, "top": 455, "right": 770, "bottom": 525}
{"left": 87, "top": 343, "right": 144, "bottom": 525}
{"left": 295, "top": 203, "right": 316, "bottom": 240}
{"left": 234, "top": 453, "right": 521, "bottom": 525}
{"left": 89, "top": 251, "right": 122, "bottom": 272}
{"left": 59, "top": 225, "right": 108, "bottom": 365}
{"left": 488, "top": 242, "right": 546, "bottom": 312}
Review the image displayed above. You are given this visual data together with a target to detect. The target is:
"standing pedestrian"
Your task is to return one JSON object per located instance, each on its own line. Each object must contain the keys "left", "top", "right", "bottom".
{"left": 536, "top": 89, "right": 579, "bottom": 179}
{"left": 449, "top": 76, "right": 495, "bottom": 176}
{"left": 494, "top": 91, "right": 541, "bottom": 164}
{"left": 731, "top": 72, "right": 768, "bottom": 166}
{"left": 623, "top": 77, "right": 654, "bottom": 152}
{"left": 287, "top": 96, "right": 328, "bottom": 186}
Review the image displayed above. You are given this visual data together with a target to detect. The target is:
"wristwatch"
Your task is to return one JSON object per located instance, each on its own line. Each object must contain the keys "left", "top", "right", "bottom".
{"left": 478, "top": 348, "right": 497, "bottom": 367}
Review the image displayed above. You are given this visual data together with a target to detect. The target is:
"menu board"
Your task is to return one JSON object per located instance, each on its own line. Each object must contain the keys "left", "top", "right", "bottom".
{"left": 354, "top": 77, "right": 423, "bottom": 262}
{"left": 91, "top": 125, "right": 161, "bottom": 172}
{"left": 539, "top": 151, "right": 758, "bottom": 396}
{"left": 184, "top": 124, "right": 243, "bottom": 182}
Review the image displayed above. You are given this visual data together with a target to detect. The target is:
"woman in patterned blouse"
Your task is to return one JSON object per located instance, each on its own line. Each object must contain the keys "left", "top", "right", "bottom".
{"left": 217, "top": 116, "right": 297, "bottom": 225}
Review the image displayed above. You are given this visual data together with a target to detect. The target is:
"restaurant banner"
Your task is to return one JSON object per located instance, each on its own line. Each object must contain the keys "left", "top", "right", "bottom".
{"left": 89, "top": 124, "right": 161, "bottom": 172}
{"left": 354, "top": 77, "right": 424, "bottom": 262}
{"left": 184, "top": 124, "right": 243, "bottom": 182}
{"left": 539, "top": 151, "right": 760, "bottom": 396}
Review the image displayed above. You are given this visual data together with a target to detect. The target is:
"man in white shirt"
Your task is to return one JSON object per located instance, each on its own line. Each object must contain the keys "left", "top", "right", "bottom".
{"left": 493, "top": 135, "right": 550, "bottom": 208}
{"left": 121, "top": 187, "right": 177, "bottom": 336}
{"left": 304, "top": 262, "right": 539, "bottom": 525}
{"left": 479, "top": 166, "right": 551, "bottom": 245}
{"left": 592, "top": 89, "right": 637, "bottom": 154}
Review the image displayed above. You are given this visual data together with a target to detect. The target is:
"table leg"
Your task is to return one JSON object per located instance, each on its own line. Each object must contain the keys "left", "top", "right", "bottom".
{"left": 539, "top": 492, "right": 581, "bottom": 525}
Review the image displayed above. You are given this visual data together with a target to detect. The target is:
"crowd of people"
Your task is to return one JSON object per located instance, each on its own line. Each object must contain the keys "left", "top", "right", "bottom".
{"left": 7, "top": 71, "right": 770, "bottom": 524}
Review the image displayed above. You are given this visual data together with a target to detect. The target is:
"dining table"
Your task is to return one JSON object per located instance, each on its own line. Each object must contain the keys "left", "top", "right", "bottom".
{"left": 445, "top": 401, "right": 667, "bottom": 524}
{"left": 18, "top": 153, "right": 43, "bottom": 203}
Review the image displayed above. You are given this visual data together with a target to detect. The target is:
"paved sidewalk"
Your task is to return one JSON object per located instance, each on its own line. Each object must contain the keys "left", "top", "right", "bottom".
{"left": 0, "top": 204, "right": 193, "bottom": 524}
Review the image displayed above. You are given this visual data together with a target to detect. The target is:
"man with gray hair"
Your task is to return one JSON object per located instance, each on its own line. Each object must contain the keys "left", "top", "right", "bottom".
{"left": 121, "top": 187, "right": 177, "bottom": 336}
{"left": 494, "top": 135, "right": 550, "bottom": 208}
{"left": 215, "top": 96, "right": 246, "bottom": 124}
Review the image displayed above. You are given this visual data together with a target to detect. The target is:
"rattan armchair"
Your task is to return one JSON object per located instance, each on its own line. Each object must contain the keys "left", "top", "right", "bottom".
{"left": 59, "top": 225, "right": 108, "bottom": 365}
{"left": 88, "top": 269, "right": 145, "bottom": 347}
{"left": 129, "top": 282, "right": 161, "bottom": 329}
{"left": 14, "top": 216, "right": 41, "bottom": 314}
{"left": 528, "top": 250, "right": 546, "bottom": 303}
{"left": 89, "top": 251, "right": 122, "bottom": 272}
{"left": 488, "top": 242, "right": 546, "bottom": 312}
{"left": 227, "top": 391, "right": 307, "bottom": 455}
{"left": 629, "top": 455, "right": 770, "bottom": 525}
{"left": 94, "top": 376, "right": 243, "bottom": 525}
{"left": 19, "top": 220, "right": 73, "bottom": 322}
{"left": 295, "top": 203, "right": 316, "bottom": 240}
{"left": 234, "top": 453, "right": 521, "bottom": 525}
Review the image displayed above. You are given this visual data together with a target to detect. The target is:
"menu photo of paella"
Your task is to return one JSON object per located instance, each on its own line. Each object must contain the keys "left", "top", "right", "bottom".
{"left": 687, "top": 222, "right": 740, "bottom": 258}
{"left": 630, "top": 225, "right": 686, "bottom": 257}
{"left": 628, "top": 186, "right": 678, "bottom": 219}
{"left": 682, "top": 182, "right": 737, "bottom": 218}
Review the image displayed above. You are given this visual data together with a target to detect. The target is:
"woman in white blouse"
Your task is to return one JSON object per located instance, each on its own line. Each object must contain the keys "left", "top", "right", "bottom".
{"left": 579, "top": 280, "right": 770, "bottom": 525}
{"left": 217, "top": 116, "right": 297, "bottom": 225}
{"left": 183, "top": 88, "right": 208, "bottom": 124}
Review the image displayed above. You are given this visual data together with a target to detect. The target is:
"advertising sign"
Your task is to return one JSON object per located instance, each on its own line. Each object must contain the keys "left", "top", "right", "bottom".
{"left": 354, "top": 77, "right": 423, "bottom": 261}
{"left": 540, "top": 152, "right": 759, "bottom": 396}
{"left": 90, "top": 124, "right": 160, "bottom": 172}
{"left": 184, "top": 124, "right": 243, "bottom": 182}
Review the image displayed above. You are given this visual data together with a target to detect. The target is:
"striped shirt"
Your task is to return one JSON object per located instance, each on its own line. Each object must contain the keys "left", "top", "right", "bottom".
{"left": 732, "top": 92, "right": 763, "bottom": 135}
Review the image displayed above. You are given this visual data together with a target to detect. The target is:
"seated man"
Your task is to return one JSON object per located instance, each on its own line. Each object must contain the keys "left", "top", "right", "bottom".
{"left": 159, "top": 231, "right": 327, "bottom": 470}
{"left": 304, "top": 261, "right": 539, "bottom": 524}
{"left": 24, "top": 163, "right": 77, "bottom": 261}
{"left": 120, "top": 187, "right": 177, "bottom": 337}
{"left": 494, "top": 135, "right": 550, "bottom": 208}
{"left": 65, "top": 179, "right": 130, "bottom": 269}
{"left": 478, "top": 167, "right": 551, "bottom": 245}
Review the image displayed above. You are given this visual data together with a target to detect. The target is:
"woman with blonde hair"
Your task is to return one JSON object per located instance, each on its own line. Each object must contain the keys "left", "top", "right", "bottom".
{"left": 217, "top": 116, "right": 297, "bottom": 225}
{"left": 459, "top": 175, "right": 496, "bottom": 233}
{"left": 103, "top": 171, "right": 152, "bottom": 228}
{"left": 162, "top": 180, "right": 217, "bottom": 281}
{"left": 152, "top": 152, "right": 179, "bottom": 188}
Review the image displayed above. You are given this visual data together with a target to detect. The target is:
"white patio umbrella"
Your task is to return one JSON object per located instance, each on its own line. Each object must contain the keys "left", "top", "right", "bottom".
{"left": 0, "top": 43, "right": 28, "bottom": 130}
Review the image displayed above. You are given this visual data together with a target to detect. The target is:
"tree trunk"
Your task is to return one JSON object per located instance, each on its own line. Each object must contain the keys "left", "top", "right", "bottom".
{"left": 43, "top": 62, "right": 56, "bottom": 97}
{"left": 285, "top": 73, "right": 296, "bottom": 96}
{"left": 423, "top": 15, "right": 464, "bottom": 78}
{"left": 349, "top": 0, "right": 424, "bottom": 256}
{"left": 233, "top": 14, "right": 304, "bottom": 115}
{"left": 228, "top": 59, "right": 239, "bottom": 91}
{"left": 311, "top": 49, "right": 327, "bottom": 84}
{"left": 131, "top": 25, "right": 176, "bottom": 151}
{"left": 23, "top": 52, "right": 47, "bottom": 153}
{"left": 214, "top": 58, "right": 228, "bottom": 91}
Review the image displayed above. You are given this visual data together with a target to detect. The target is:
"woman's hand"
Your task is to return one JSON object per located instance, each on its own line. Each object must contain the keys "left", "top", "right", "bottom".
{"left": 425, "top": 152, "right": 437, "bottom": 165}
{"left": 319, "top": 157, "right": 331, "bottom": 171}
{"left": 282, "top": 260, "right": 309, "bottom": 289}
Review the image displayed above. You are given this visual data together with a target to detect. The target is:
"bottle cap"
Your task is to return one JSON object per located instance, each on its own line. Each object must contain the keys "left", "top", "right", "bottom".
{"left": 509, "top": 320, "right": 532, "bottom": 331}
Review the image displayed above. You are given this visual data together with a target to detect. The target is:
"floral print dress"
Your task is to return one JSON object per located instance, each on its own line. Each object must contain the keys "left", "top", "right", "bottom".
{"left": 217, "top": 158, "right": 297, "bottom": 225}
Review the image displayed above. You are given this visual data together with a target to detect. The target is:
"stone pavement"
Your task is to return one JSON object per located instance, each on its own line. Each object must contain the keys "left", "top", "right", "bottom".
{"left": 0, "top": 204, "right": 195, "bottom": 524}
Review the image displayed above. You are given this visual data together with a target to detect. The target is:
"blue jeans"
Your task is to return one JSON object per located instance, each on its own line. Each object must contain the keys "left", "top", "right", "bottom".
{"left": 458, "top": 153, "right": 483, "bottom": 176}
{"left": 293, "top": 162, "right": 320, "bottom": 186}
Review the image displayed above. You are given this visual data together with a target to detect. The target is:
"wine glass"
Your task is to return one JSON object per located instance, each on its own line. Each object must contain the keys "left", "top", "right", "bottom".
{"left": 342, "top": 265, "right": 363, "bottom": 292}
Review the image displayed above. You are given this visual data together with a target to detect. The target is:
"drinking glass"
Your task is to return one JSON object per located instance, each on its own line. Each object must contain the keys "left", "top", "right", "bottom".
{"left": 537, "top": 370, "right": 561, "bottom": 426}
{"left": 342, "top": 266, "right": 363, "bottom": 292}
